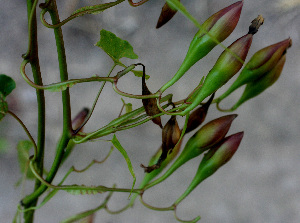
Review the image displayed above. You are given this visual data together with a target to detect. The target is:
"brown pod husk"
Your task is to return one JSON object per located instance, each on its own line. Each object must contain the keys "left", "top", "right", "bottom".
{"left": 156, "top": 1, "right": 179, "bottom": 29}
{"left": 142, "top": 115, "right": 181, "bottom": 173}
{"left": 142, "top": 70, "right": 163, "bottom": 128}
{"left": 185, "top": 93, "right": 214, "bottom": 134}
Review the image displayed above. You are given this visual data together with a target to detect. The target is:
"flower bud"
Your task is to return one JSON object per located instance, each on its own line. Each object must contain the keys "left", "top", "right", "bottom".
{"left": 160, "top": 1, "right": 243, "bottom": 92}
{"left": 182, "top": 15, "right": 265, "bottom": 115}
{"left": 156, "top": 1, "right": 179, "bottom": 29}
{"left": 142, "top": 115, "right": 181, "bottom": 173}
{"left": 185, "top": 93, "right": 214, "bottom": 134}
{"left": 174, "top": 132, "right": 244, "bottom": 205}
{"left": 231, "top": 54, "right": 286, "bottom": 110}
{"left": 142, "top": 71, "right": 162, "bottom": 128}
{"left": 216, "top": 38, "right": 292, "bottom": 102}
{"left": 187, "top": 114, "right": 237, "bottom": 150}
{"left": 144, "top": 114, "right": 237, "bottom": 189}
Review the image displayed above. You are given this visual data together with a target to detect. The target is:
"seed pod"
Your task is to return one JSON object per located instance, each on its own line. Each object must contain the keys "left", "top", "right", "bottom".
{"left": 185, "top": 93, "right": 214, "bottom": 134}
{"left": 216, "top": 38, "right": 291, "bottom": 103}
{"left": 231, "top": 54, "right": 287, "bottom": 110}
{"left": 142, "top": 70, "right": 162, "bottom": 128}
{"left": 174, "top": 132, "right": 244, "bottom": 205}
{"left": 142, "top": 115, "right": 181, "bottom": 173}
{"left": 182, "top": 15, "right": 264, "bottom": 115}
{"left": 144, "top": 114, "right": 237, "bottom": 189}
{"left": 72, "top": 107, "right": 89, "bottom": 132}
{"left": 160, "top": 1, "right": 243, "bottom": 92}
{"left": 131, "top": 140, "right": 183, "bottom": 206}
{"left": 156, "top": 1, "right": 179, "bottom": 29}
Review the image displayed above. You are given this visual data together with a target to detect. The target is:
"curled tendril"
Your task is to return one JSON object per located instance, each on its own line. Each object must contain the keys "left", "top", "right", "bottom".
{"left": 40, "top": 0, "right": 126, "bottom": 29}
{"left": 128, "top": 0, "right": 150, "bottom": 7}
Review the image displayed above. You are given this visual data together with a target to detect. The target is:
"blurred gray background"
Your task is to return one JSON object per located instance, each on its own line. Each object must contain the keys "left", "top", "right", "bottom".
{"left": 1, "top": 0, "right": 300, "bottom": 222}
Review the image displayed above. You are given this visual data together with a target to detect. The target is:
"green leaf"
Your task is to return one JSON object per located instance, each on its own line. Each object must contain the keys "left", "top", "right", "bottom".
{"left": 131, "top": 70, "right": 150, "bottom": 79}
{"left": 0, "top": 93, "right": 8, "bottom": 121}
{"left": 17, "top": 140, "right": 35, "bottom": 179}
{"left": 71, "top": 0, "right": 124, "bottom": 16}
{"left": 111, "top": 134, "right": 136, "bottom": 196}
{"left": 96, "top": 29, "right": 138, "bottom": 61}
{"left": 0, "top": 74, "right": 16, "bottom": 97}
{"left": 121, "top": 98, "right": 133, "bottom": 113}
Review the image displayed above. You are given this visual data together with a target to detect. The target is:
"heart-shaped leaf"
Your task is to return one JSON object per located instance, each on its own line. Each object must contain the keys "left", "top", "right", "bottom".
{"left": 0, "top": 74, "right": 16, "bottom": 97}
{"left": 96, "top": 29, "right": 138, "bottom": 62}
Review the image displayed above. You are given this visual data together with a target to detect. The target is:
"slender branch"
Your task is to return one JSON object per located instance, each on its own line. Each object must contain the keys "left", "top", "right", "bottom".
{"left": 74, "top": 64, "right": 117, "bottom": 134}
{"left": 21, "top": 0, "right": 73, "bottom": 207}
{"left": 40, "top": 0, "right": 125, "bottom": 29}
{"left": 128, "top": 0, "right": 150, "bottom": 7}
{"left": 23, "top": 0, "right": 46, "bottom": 222}
{"left": 7, "top": 111, "right": 38, "bottom": 157}
{"left": 20, "top": 60, "right": 115, "bottom": 91}
{"left": 28, "top": 160, "right": 142, "bottom": 194}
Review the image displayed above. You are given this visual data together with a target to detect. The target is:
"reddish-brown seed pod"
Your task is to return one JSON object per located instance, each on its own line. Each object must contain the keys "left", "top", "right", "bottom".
{"left": 185, "top": 93, "right": 214, "bottom": 134}
{"left": 142, "top": 115, "right": 181, "bottom": 173}
{"left": 72, "top": 107, "right": 89, "bottom": 133}
{"left": 142, "top": 71, "right": 163, "bottom": 128}
{"left": 156, "top": 1, "right": 179, "bottom": 29}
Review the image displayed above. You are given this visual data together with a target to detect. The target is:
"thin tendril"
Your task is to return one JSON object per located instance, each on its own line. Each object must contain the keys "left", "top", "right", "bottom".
{"left": 7, "top": 110, "right": 38, "bottom": 159}
{"left": 128, "top": 0, "right": 150, "bottom": 7}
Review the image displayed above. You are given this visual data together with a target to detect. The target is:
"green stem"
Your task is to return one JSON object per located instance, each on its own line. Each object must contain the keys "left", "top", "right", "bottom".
{"left": 23, "top": 0, "right": 46, "bottom": 222}
{"left": 21, "top": 0, "right": 72, "bottom": 208}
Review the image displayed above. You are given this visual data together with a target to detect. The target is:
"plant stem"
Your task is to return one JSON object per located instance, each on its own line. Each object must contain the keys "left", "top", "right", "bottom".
{"left": 23, "top": 0, "right": 45, "bottom": 222}
{"left": 21, "top": 0, "right": 72, "bottom": 214}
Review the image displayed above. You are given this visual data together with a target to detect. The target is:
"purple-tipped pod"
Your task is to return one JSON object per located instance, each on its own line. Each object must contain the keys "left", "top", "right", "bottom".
{"left": 185, "top": 93, "right": 214, "bottom": 134}
{"left": 72, "top": 107, "right": 89, "bottom": 132}
{"left": 174, "top": 132, "right": 244, "bottom": 205}
{"left": 216, "top": 38, "right": 292, "bottom": 102}
{"left": 142, "top": 70, "right": 162, "bottom": 128}
{"left": 231, "top": 54, "right": 287, "bottom": 110}
{"left": 183, "top": 15, "right": 265, "bottom": 115}
{"left": 142, "top": 115, "right": 181, "bottom": 173}
{"left": 144, "top": 114, "right": 237, "bottom": 189}
{"left": 160, "top": 1, "right": 243, "bottom": 92}
{"left": 156, "top": 1, "right": 179, "bottom": 29}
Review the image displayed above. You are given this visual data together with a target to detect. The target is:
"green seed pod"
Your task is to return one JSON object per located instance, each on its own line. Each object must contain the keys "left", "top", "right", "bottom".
{"left": 183, "top": 33, "right": 254, "bottom": 115}
{"left": 216, "top": 38, "right": 291, "bottom": 103}
{"left": 144, "top": 114, "right": 237, "bottom": 189}
{"left": 231, "top": 54, "right": 286, "bottom": 110}
{"left": 174, "top": 132, "right": 244, "bottom": 205}
{"left": 160, "top": 1, "right": 243, "bottom": 92}
{"left": 156, "top": 1, "right": 179, "bottom": 29}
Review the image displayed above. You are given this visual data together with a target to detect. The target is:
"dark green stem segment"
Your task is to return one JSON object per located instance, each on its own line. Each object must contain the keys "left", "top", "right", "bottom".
{"left": 21, "top": 0, "right": 72, "bottom": 215}
{"left": 23, "top": 0, "right": 45, "bottom": 222}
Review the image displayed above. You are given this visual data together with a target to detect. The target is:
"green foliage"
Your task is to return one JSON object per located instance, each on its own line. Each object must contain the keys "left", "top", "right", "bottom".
{"left": 96, "top": 29, "right": 138, "bottom": 62}
{"left": 71, "top": 0, "right": 125, "bottom": 16}
{"left": 111, "top": 134, "right": 136, "bottom": 195}
{"left": 17, "top": 140, "right": 35, "bottom": 179}
{"left": 0, "top": 93, "right": 8, "bottom": 121}
{"left": 0, "top": 74, "right": 16, "bottom": 97}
